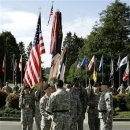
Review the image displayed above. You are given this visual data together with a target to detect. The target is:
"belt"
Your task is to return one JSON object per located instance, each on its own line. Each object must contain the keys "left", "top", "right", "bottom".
{"left": 98, "top": 110, "right": 107, "bottom": 112}
{"left": 90, "top": 106, "right": 98, "bottom": 109}
{"left": 53, "top": 110, "right": 69, "bottom": 112}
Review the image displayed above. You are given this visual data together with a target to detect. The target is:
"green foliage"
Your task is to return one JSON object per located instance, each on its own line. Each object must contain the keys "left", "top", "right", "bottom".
{"left": 63, "top": 32, "right": 84, "bottom": 78}
{"left": 0, "top": 107, "right": 20, "bottom": 117}
{"left": 6, "top": 93, "right": 19, "bottom": 109}
{"left": 114, "top": 111, "right": 130, "bottom": 118}
{"left": 126, "top": 93, "right": 130, "bottom": 110}
{"left": 116, "top": 94, "right": 127, "bottom": 111}
{"left": 0, "top": 31, "right": 20, "bottom": 82}
{"left": 0, "top": 90, "right": 8, "bottom": 108}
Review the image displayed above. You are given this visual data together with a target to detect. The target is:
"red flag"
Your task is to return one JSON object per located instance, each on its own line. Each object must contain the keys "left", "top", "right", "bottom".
{"left": 123, "top": 61, "right": 129, "bottom": 81}
{"left": 19, "top": 55, "right": 22, "bottom": 71}
{"left": 24, "top": 12, "right": 45, "bottom": 88}
{"left": 2, "top": 54, "right": 6, "bottom": 73}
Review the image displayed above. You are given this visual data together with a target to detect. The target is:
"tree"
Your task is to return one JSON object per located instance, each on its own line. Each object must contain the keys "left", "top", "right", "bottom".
{"left": 26, "top": 42, "right": 32, "bottom": 59}
{"left": 63, "top": 32, "right": 84, "bottom": 78}
{"left": 0, "top": 31, "right": 20, "bottom": 83}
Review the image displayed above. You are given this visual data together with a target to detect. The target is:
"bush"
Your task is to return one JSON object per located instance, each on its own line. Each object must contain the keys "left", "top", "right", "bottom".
{"left": 126, "top": 93, "right": 130, "bottom": 110}
{"left": 6, "top": 93, "right": 19, "bottom": 109}
{"left": 0, "top": 90, "right": 8, "bottom": 108}
{"left": 116, "top": 94, "right": 127, "bottom": 111}
{"left": 112, "top": 95, "right": 118, "bottom": 109}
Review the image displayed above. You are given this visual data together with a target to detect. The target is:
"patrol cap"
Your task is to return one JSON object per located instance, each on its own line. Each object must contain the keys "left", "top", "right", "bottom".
{"left": 43, "top": 83, "right": 51, "bottom": 91}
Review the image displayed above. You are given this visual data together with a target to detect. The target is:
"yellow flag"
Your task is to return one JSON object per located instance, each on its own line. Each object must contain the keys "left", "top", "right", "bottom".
{"left": 93, "top": 69, "right": 97, "bottom": 82}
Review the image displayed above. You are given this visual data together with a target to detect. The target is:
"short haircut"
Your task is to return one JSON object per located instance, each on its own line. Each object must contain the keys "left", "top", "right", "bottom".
{"left": 55, "top": 80, "right": 63, "bottom": 88}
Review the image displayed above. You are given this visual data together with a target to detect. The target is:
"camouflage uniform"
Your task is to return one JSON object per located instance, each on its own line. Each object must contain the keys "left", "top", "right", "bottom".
{"left": 88, "top": 92, "right": 100, "bottom": 130}
{"left": 40, "top": 94, "right": 51, "bottom": 130}
{"left": 2, "top": 83, "right": 12, "bottom": 94}
{"left": 117, "top": 84, "right": 126, "bottom": 94}
{"left": 66, "top": 88, "right": 82, "bottom": 130}
{"left": 125, "top": 86, "right": 130, "bottom": 94}
{"left": 46, "top": 89, "right": 71, "bottom": 130}
{"left": 19, "top": 92, "right": 35, "bottom": 130}
{"left": 72, "top": 85, "right": 88, "bottom": 130}
{"left": 98, "top": 92, "right": 113, "bottom": 130}
{"left": 33, "top": 89, "right": 45, "bottom": 130}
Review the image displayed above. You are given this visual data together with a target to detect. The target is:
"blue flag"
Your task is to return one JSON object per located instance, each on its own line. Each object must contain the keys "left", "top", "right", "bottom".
{"left": 80, "top": 56, "right": 87, "bottom": 67}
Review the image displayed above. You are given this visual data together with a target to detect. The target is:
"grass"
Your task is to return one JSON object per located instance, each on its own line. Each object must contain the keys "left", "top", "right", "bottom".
{"left": 114, "top": 111, "right": 130, "bottom": 118}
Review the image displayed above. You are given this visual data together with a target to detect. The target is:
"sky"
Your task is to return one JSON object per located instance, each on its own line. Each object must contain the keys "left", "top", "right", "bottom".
{"left": 0, "top": 0, "right": 130, "bottom": 67}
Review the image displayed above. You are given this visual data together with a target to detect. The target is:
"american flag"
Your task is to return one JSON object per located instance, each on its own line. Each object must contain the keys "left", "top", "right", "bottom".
{"left": 24, "top": 12, "right": 45, "bottom": 87}
{"left": 2, "top": 54, "right": 6, "bottom": 73}
{"left": 47, "top": 2, "right": 54, "bottom": 26}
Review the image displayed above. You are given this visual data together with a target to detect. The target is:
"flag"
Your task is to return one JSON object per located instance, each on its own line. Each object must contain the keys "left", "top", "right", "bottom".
{"left": 50, "top": 11, "right": 62, "bottom": 56}
{"left": 57, "top": 48, "right": 67, "bottom": 81}
{"left": 80, "top": 56, "right": 87, "bottom": 67}
{"left": 2, "top": 54, "right": 6, "bottom": 73}
{"left": 14, "top": 59, "right": 17, "bottom": 71}
{"left": 19, "top": 55, "right": 22, "bottom": 71}
{"left": 110, "top": 59, "right": 114, "bottom": 80}
{"left": 87, "top": 56, "right": 95, "bottom": 71}
{"left": 98, "top": 55, "right": 103, "bottom": 71}
{"left": 93, "top": 69, "right": 97, "bottom": 82}
{"left": 77, "top": 61, "right": 81, "bottom": 69}
{"left": 119, "top": 56, "right": 128, "bottom": 68}
{"left": 116, "top": 55, "right": 120, "bottom": 71}
{"left": 24, "top": 12, "right": 45, "bottom": 87}
{"left": 49, "top": 11, "right": 63, "bottom": 81}
{"left": 47, "top": 2, "right": 54, "bottom": 26}
{"left": 93, "top": 57, "right": 97, "bottom": 82}
{"left": 123, "top": 61, "right": 129, "bottom": 81}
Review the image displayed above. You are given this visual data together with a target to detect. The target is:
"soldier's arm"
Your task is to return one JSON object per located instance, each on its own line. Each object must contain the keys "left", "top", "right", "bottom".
{"left": 39, "top": 97, "right": 46, "bottom": 116}
{"left": 46, "top": 95, "right": 55, "bottom": 114}
{"left": 105, "top": 93, "right": 113, "bottom": 120}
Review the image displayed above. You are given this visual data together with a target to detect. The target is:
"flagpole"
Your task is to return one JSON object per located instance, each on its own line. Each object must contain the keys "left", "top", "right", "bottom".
{"left": 119, "top": 67, "right": 121, "bottom": 87}
{"left": 102, "top": 61, "right": 104, "bottom": 83}
{"left": 13, "top": 54, "right": 15, "bottom": 85}
{"left": 4, "top": 59, "right": 6, "bottom": 86}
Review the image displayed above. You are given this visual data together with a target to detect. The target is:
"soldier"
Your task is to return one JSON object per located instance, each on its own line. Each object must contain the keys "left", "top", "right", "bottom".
{"left": 12, "top": 82, "right": 19, "bottom": 94}
{"left": 125, "top": 85, "right": 130, "bottom": 94}
{"left": 19, "top": 85, "right": 35, "bottom": 130}
{"left": 46, "top": 80, "right": 71, "bottom": 130}
{"left": 66, "top": 83, "right": 82, "bottom": 130}
{"left": 109, "top": 85, "right": 117, "bottom": 95}
{"left": 98, "top": 82, "right": 113, "bottom": 130}
{"left": 87, "top": 83, "right": 100, "bottom": 130}
{"left": 72, "top": 77, "right": 88, "bottom": 130}
{"left": 40, "top": 83, "right": 52, "bottom": 130}
{"left": 2, "top": 82, "right": 12, "bottom": 94}
{"left": 34, "top": 77, "right": 47, "bottom": 130}
{"left": 117, "top": 83, "right": 126, "bottom": 94}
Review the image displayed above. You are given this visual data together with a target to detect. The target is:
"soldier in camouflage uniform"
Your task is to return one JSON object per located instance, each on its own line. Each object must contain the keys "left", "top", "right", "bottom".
{"left": 2, "top": 82, "right": 12, "bottom": 94}
{"left": 98, "top": 82, "right": 113, "bottom": 130}
{"left": 46, "top": 80, "right": 71, "bottom": 130}
{"left": 40, "top": 83, "right": 52, "bottom": 130}
{"left": 87, "top": 83, "right": 100, "bottom": 130}
{"left": 33, "top": 77, "right": 47, "bottom": 130}
{"left": 72, "top": 78, "right": 88, "bottom": 130}
{"left": 117, "top": 83, "right": 126, "bottom": 94}
{"left": 66, "top": 83, "right": 82, "bottom": 130}
{"left": 19, "top": 86, "right": 35, "bottom": 130}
